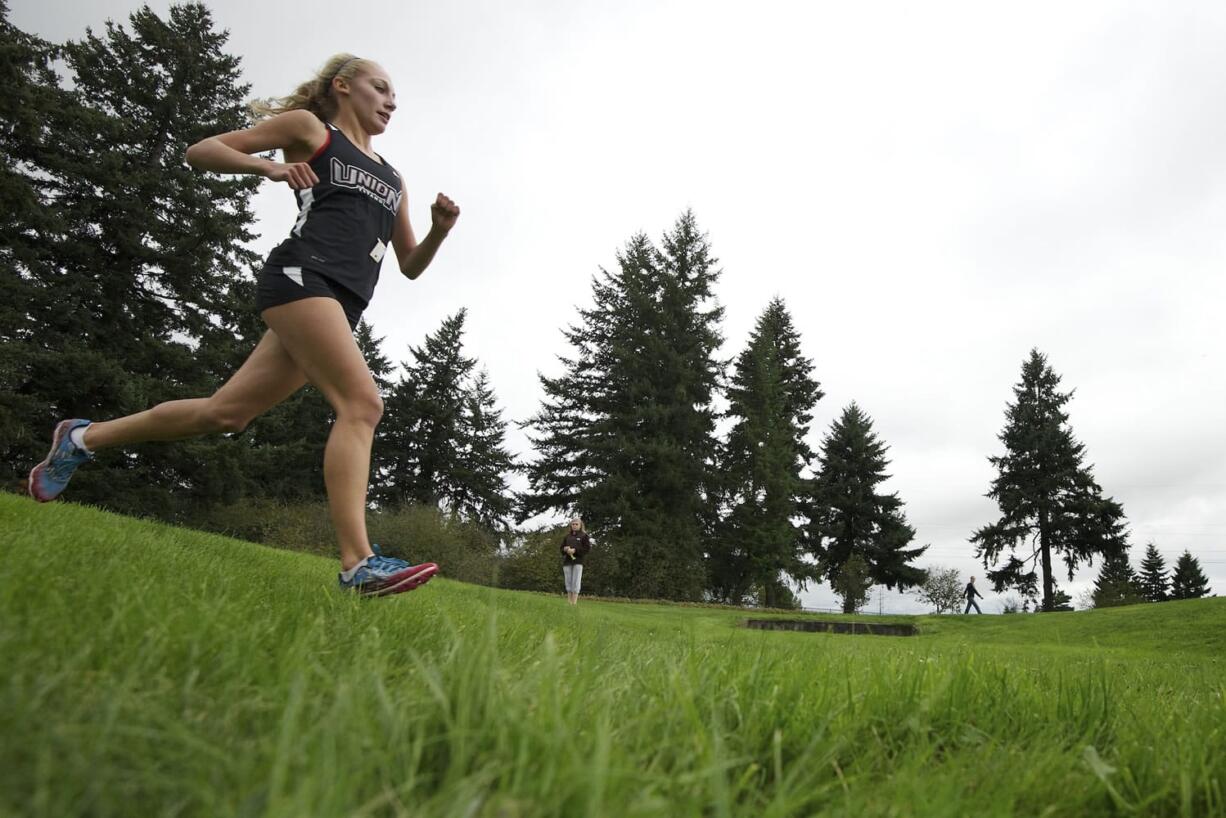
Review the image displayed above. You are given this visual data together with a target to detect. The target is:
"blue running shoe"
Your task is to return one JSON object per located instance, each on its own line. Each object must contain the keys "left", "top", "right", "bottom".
{"left": 29, "top": 419, "right": 94, "bottom": 503}
{"left": 338, "top": 545, "right": 438, "bottom": 597}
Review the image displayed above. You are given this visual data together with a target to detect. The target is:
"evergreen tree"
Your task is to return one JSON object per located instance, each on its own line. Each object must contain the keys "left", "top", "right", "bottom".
{"left": 377, "top": 311, "right": 515, "bottom": 527}
{"left": 521, "top": 235, "right": 653, "bottom": 526}
{"left": 355, "top": 320, "right": 395, "bottom": 394}
{"left": 972, "top": 350, "right": 1129, "bottom": 611}
{"left": 1137, "top": 542, "right": 1169, "bottom": 603}
{"left": 808, "top": 403, "right": 927, "bottom": 613}
{"left": 1169, "top": 551, "right": 1211, "bottom": 600}
{"left": 451, "top": 369, "right": 517, "bottom": 529}
{"left": 379, "top": 310, "right": 476, "bottom": 508}
{"left": 0, "top": 3, "right": 65, "bottom": 473}
{"left": 710, "top": 298, "right": 823, "bottom": 606}
{"left": 1090, "top": 545, "right": 1142, "bottom": 608}
{"left": 0, "top": 4, "right": 261, "bottom": 516}
{"left": 523, "top": 211, "right": 724, "bottom": 600}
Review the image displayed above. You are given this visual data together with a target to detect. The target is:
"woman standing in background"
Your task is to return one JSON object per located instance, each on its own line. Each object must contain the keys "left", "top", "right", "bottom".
{"left": 561, "top": 516, "right": 592, "bottom": 605}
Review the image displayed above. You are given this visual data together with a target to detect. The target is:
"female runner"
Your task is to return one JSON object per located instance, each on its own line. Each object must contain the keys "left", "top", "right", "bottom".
{"left": 29, "top": 54, "right": 458, "bottom": 597}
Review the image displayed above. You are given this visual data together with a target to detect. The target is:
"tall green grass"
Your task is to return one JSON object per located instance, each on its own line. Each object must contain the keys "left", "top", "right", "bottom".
{"left": 1, "top": 492, "right": 1223, "bottom": 817}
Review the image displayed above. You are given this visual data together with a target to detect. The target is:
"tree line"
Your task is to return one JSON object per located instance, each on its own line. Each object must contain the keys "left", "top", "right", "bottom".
{"left": 1089, "top": 542, "right": 1211, "bottom": 607}
{"left": 2, "top": 4, "right": 1214, "bottom": 611}
{"left": 519, "top": 212, "right": 928, "bottom": 609}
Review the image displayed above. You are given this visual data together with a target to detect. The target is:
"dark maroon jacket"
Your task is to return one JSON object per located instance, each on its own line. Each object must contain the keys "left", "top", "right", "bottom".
{"left": 561, "top": 531, "right": 592, "bottom": 566}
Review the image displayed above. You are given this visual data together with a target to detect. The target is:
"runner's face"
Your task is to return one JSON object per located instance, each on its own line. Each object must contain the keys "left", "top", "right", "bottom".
{"left": 339, "top": 65, "right": 397, "bottom": 135}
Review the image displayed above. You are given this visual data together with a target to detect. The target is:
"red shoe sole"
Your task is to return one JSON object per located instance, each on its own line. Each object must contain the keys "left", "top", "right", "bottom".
{"left": 371, "top": 563, "right": 439, "bottom": 597}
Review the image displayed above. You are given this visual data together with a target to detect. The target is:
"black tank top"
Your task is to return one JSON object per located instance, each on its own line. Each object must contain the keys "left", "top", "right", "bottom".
{"left": 264, "top": 123, "right": 401, "bottom": 304}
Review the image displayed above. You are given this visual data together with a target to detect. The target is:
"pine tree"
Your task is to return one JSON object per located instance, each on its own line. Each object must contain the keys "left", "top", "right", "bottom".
{"left": 1090, "top": 545, "right": 1142, "bottom": 608}
{"left": 376, "top": 311, "right": 515, "bottom": 527}
{"left": 379, "top": 311, "right": 476, "bottom": 508}
{"left": 1169, "top": 551, "right": 1211, "bottom": 600}
{"left": 355, "top": 320, "right": 395, "bottom": 394}
{"left": 710, "top": 298, "right": 823, "bottom": 606}
{"left": 808, "top": 403, "right": 927, "bottom": 613}
{"left": 521, "top": 234, "right": 654, "bottom": 526}
{"left": 1137, "top": 542, "right": 1169, "bottom": 603}
{"left": 972, "top": 350, "right": 1130, "bottom": 611}
{"left": 0, "top": 5, "right": 261, "bottom": 516}
{"left": 523, "top": 211, "right": 724, "bottom": 600}
{"left": 0, "top": 4, "right": 65, "bottom": 472}
{"left": 450, "top": 369, "right": 517, "bottom": 529}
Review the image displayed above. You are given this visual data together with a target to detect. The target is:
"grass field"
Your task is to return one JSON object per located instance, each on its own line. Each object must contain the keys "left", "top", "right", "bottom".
{"left": 1, "top": 492, "right": 1223, "bottom": 817}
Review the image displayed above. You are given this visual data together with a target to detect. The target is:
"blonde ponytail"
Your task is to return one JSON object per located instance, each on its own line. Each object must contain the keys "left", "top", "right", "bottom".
{"left": 249, "top": 53, "right": 373, "bottom": 121}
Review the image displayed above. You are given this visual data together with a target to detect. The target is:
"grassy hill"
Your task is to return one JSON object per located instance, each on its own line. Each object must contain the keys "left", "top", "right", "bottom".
{"left": 1, "top": 492, "right": 1223, "bottom": 817}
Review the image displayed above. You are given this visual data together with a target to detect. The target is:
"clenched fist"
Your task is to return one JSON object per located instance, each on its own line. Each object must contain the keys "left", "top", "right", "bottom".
{"left": 431, "top": 193, "right": 461, "bottom": 234}
{"left": 263, "top": 160, "right": 319, "bottom": 190}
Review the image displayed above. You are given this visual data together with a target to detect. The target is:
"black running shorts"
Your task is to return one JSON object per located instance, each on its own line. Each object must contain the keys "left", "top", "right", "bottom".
{"left": 255, "top": 265, "right": 366, "bottom": 330}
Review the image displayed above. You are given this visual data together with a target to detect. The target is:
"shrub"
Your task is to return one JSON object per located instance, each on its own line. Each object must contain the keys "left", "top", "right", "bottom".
{"left": 916, "top": 566, "right": 963, "bottom": 614}
{"left": 369, "top": 505, "right": 500, "bottom": 587}
{"left": 189, "top": 498, "right": 335, "bottom": 558}
{"left": 189, "top": 499, "right": 502, "bottom": 586}
{"left": 832, "top": 554, "right": 873, "bottom": 613}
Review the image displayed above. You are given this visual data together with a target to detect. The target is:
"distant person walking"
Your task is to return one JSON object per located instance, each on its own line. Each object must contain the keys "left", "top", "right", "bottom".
{"left": 561, "top": 516, "right": 592, "bottom": 605}
{"left": 965, "top": 576, "right": 984, "bottom": 614}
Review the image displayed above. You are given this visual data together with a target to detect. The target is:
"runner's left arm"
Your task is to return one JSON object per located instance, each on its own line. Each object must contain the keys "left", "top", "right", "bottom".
{"left": 392, "top": 185, "right": 460, "bottom": 280}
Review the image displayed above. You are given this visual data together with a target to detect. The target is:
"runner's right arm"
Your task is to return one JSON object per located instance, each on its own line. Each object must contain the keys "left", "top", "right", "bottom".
{"left": 185, "top": 109, "right": 326, "bottom": 189}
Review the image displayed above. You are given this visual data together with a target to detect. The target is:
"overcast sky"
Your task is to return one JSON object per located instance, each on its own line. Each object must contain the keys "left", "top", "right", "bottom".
{"left": 16, "top": 0, "right": 1226, "bottom": 612}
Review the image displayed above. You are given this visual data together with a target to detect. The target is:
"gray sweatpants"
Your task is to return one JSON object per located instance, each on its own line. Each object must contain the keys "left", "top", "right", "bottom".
{"left": 563, "top": 563, "right": 584, "bottom": 594}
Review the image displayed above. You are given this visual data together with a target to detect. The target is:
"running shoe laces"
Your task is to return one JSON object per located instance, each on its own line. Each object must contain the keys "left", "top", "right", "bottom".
{"left": 47, "top": 447, "right": 90, "bottom": 482}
